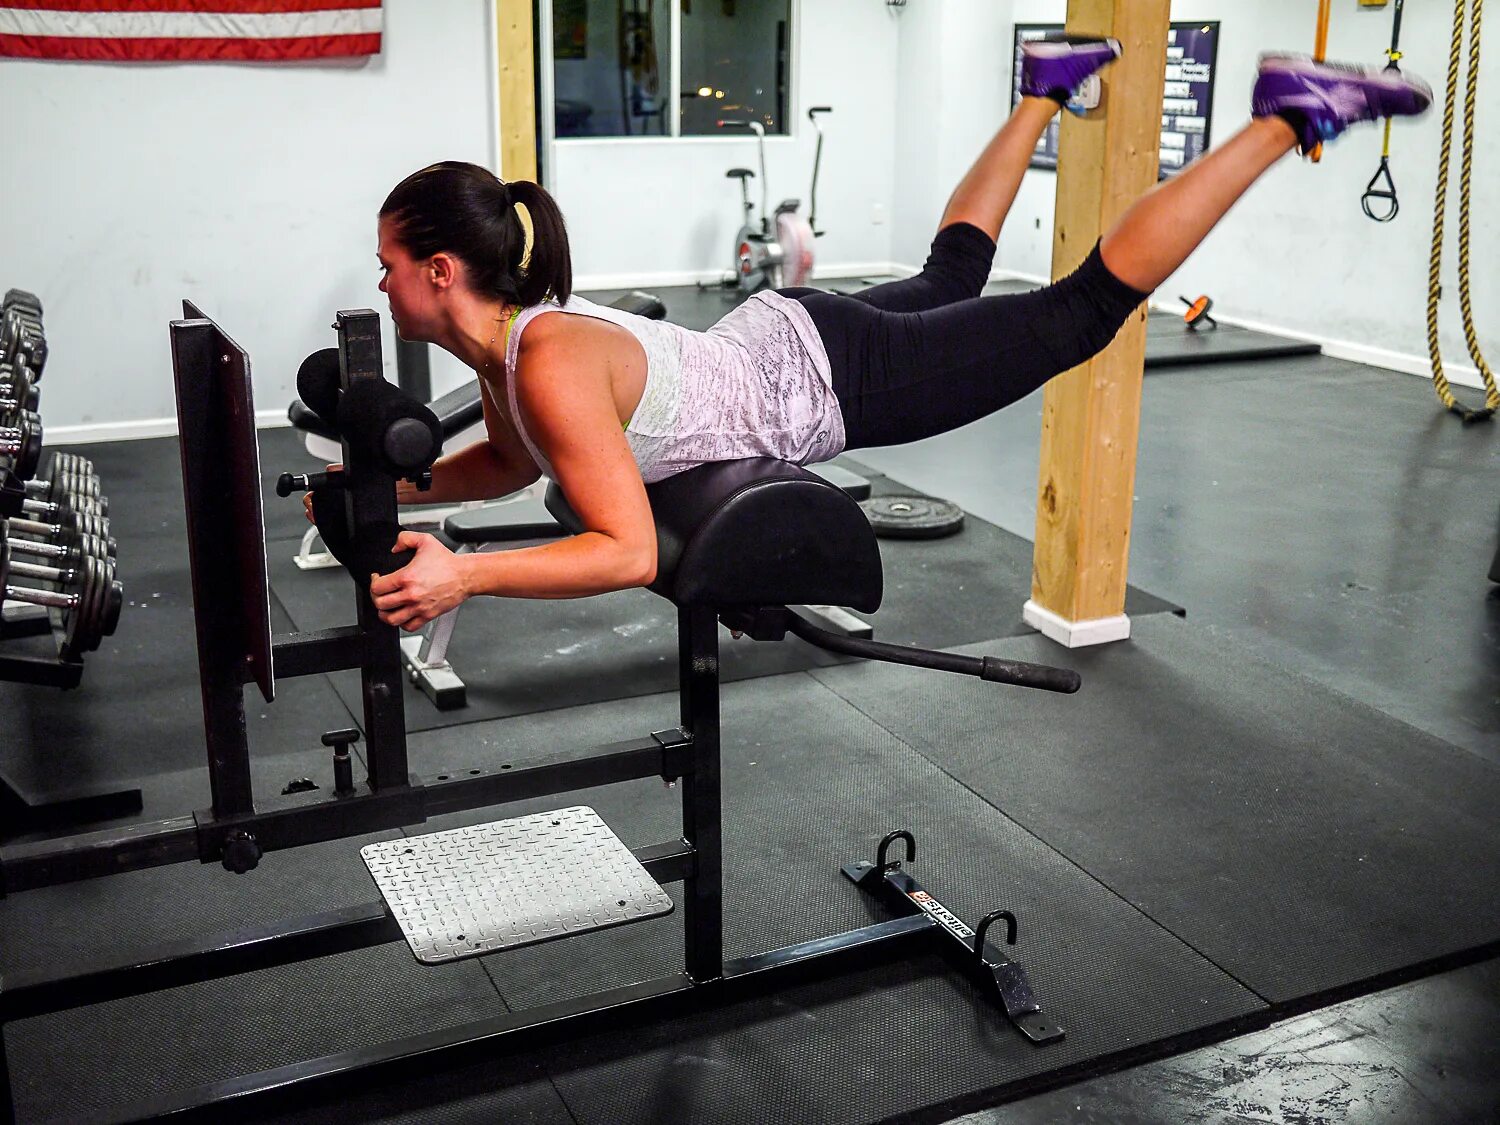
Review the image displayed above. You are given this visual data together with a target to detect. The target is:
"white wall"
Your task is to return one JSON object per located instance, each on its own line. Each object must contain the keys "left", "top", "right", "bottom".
{"left": 0, "top": 0, "right": 496, "bottom": 436}
{"left": 973, "top": 0, "right": 1499, "bottom": 386}
{"left": 891, "top": 0, "right": 1017, "bottom": 267}
{"left": 554, "top": 0, "right": 903, "bottom": 286}
{"left": 5, "top": 0, "right": 1492, "bottom": 437}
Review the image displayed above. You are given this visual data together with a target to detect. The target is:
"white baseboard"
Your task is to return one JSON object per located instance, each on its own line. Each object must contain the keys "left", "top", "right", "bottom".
{"left": 812, "top": 261, "right": 918, "bottom": 281}
{"left": 991, "top": 267, "right": 1491, "bottom": 392}
{"left": 575, "top": 267, "right": 734, "bottom": 290}
{"left": 1022, "top": 599, "right": 1132, "bottom": 648}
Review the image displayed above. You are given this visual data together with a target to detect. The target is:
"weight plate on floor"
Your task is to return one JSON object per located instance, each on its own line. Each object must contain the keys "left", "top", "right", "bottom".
{"left": 860, "top": 494, "right": 965, "bottom": 539}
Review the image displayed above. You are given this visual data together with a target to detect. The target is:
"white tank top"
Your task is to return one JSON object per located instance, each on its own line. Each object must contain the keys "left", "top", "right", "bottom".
{"left": 501, "top": 291, "right": 845, "bottom": 484}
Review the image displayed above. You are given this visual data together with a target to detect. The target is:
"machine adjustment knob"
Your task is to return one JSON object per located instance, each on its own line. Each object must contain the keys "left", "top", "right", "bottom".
{"left": 221, "top": 830, "right": 262, "bottom": 874}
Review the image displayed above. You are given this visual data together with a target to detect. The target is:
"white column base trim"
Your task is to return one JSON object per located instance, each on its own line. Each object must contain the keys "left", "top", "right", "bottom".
{"left": 1022, "top": 600, "right": 1131, "bottom": 648}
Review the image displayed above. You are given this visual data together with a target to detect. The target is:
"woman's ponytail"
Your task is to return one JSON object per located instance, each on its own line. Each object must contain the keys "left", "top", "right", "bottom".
{"left": 508, "top": 181, "right": 573, "bottom": 307}
{"left": 380, "top": 163, "right": 573, "bottom": 309}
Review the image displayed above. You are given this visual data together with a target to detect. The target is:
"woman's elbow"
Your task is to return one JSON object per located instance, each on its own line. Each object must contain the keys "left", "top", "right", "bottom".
{"left": 627, "top": 542, "right": 657, "bottom": 589}
{"left": 633, "top": 548, "right": 658, "bottom": 588}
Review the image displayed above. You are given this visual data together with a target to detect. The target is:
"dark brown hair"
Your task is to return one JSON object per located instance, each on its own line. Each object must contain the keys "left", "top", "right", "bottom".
{"left": 379, "top": 162, "right": 571, "bottom": 306}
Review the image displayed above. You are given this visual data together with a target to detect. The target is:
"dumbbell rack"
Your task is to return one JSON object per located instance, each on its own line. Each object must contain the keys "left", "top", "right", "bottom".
{"left": 1, "top": 289, "right": 142, "bottom": 839}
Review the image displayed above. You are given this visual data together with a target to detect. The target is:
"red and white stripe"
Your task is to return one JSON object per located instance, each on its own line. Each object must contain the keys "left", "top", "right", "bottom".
{"left": 0, "top": 1, "right": 382, "bottom": 62}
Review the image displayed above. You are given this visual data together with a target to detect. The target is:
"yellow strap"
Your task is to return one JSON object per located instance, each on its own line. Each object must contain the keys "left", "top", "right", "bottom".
{"left": 499, "top": 305, "right": 522, "bottom": 358}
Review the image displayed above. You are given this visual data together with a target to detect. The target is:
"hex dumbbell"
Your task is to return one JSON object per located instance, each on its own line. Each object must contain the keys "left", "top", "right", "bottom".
{"left": 0, "top": 360, "right": 40, "bottom": 414}
{"left": 0, "top": 310, "right": 46, "bottom": 376}
{"left": 2, "top": 290, "right": 42, "bottom": 319}
{"left": 0, "top": 409, "right": 42, "bottom": 481}
{"left": 5, "top": 514, "right": 115, "bottom": 559}
{"left": 24, "top": 472, "right": 108, "bottom": 518}
{"left": 0, "top": 537, "right": 122, "bottom": 658}
{"left": 2, "top": 519, "right": 112, "bottom": 573}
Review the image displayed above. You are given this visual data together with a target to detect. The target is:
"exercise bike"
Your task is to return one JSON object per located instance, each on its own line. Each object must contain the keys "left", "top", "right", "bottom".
{"left": 710, "top": 106, "right": 831, "bottom": 293}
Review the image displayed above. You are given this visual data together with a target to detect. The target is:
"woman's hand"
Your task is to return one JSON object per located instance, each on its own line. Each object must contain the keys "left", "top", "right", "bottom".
{"left": 368, "top": 531, "right": 471, "bottom": 630}
{"left": 303, "top": 463, "right": 343, "bottom": 524}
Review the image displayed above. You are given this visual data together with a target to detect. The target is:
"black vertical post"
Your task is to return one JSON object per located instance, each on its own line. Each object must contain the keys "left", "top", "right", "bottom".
{"left": 335, "top": 311, "right": 411, "bottom": 793}
{"left": 678, "top": 604, "right": 723, "bottom": 982}
{"left": 170, "top": 320, "right": 255, "bottom": 818}
{"left": 394, "top": 338, "right": 431, "bottom": 403}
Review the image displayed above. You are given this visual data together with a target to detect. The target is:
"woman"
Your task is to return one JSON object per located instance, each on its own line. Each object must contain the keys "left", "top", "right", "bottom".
{"left": 358, "top": 41, "right": 1431, "bottom": 631}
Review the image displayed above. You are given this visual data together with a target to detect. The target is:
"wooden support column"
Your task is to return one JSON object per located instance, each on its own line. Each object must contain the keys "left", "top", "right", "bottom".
{"left": 496, "top": 0, "right": 538, "bottom": 182}
{"left": 1024, "top": 0, "right": 1170, "bottom": 648}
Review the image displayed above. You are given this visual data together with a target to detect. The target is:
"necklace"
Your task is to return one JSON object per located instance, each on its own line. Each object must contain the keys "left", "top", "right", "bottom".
{"left": 481, "top": 305, "right": 519, "bottom": 374}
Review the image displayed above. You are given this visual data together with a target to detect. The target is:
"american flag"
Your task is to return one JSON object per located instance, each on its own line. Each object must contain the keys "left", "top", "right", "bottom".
{"left": 0, "top": 1, "right": 383, "bottom": 62}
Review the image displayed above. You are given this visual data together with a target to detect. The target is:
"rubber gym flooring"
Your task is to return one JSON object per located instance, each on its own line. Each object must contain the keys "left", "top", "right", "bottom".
{"left": 1, "top": 287, "right": 1498, "bottom": 1122}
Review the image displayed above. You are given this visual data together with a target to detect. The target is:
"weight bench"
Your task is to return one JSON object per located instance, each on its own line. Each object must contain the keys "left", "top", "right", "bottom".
{"left": 0, "top": 308, "right": 1083, "bottom": 1121}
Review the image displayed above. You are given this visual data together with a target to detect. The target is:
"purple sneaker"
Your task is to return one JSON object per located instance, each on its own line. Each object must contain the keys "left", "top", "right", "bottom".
{"left": 1020, "top": 36, "right": 1123, "bottom": 105}
{"left": 1252, "top": 54, "right": 1433, "bottom": 153}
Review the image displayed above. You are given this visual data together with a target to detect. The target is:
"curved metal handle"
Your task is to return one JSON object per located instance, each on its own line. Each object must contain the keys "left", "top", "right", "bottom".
{"left": 975, "top": 909, "right": 1018, "bottom": 954}
{"left": 876, "top": 829, "right": 916, "bottom": 871}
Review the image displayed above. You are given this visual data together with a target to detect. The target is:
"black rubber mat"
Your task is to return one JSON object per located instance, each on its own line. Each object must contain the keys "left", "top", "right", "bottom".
{"left": 44, "top": 426, "right": 313, "bottom": 545}
{"left": 0, "top": 669, "right": 1260, "bottom": 1124}
{"left": 1141, "top": 313, "right": 1321, "bottom": 368}
{"left": 278, "top": 671, "right": 1261, "bottom": 1125}
{"left": 976, "top": 279, "right": 1321, "bottom": 369}
{"left": 0, "top": 822, "right": 554, "bottom": 1123}
{"left": 0, "top": 518, "right": 357, "bottom": 811}
{"left": 270, "top": 463, "right": 1180, "bottom": 733}
{"left": 812, "top": 613, "right": 1500, "bottom": 1008}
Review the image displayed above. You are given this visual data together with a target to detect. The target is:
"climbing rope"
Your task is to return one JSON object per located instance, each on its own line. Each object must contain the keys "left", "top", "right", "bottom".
{"left": 1427, "top": 0, "right": 1498, "bottom": 422}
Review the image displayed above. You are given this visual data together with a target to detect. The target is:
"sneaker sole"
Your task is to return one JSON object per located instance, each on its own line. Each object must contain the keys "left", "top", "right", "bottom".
{"left": 1258, "top": 53, "right": 1433, "bottom": 101}
{"left": 1025, "top": 37, "right": 1122, "bottom": 61}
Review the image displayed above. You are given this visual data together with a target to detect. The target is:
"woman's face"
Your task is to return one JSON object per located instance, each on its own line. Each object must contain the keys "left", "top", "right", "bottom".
{"left": 376, "top": 216, "right": 433, "bottom": 340}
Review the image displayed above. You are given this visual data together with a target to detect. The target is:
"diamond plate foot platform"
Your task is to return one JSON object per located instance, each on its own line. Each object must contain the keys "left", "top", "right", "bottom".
{"left": 362, "top": 806, "right": 675, "bottom": 965}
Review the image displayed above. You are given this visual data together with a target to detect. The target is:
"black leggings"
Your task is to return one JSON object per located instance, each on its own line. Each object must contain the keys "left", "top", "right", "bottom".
{"left": 782, "top": 223, "right": 1150, "bottom": 449}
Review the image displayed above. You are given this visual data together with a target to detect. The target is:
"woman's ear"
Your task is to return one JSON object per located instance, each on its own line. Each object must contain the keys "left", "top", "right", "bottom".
{"left": 428, "top": 251, "right": 458, "bottom": 290}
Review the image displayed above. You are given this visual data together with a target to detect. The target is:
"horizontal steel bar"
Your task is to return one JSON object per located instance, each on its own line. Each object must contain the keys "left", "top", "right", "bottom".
{"left": 0, "top": 842, "right": 696, "bottom": 1021}
{"left": 2, "top": 736, "right": 695, "bottom": 895}
{"left": 1, "top": 817, "right": 201, "bottom": 895}
{"left": 110, "top": 916, "right": 936, "bottom": 1123}
{"left": 421, "top": 736, "right": 688, "bottom": 815}
{"left": 270, "top": 627, "right": 370, "bottom": 677}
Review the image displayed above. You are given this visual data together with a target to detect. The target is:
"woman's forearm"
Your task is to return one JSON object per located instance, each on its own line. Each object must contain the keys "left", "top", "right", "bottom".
{"left": 458, "top": 532, "right": 655, "bottom": 600}
{"left": 397, "top": 439, "right": 539, "bottom": 506}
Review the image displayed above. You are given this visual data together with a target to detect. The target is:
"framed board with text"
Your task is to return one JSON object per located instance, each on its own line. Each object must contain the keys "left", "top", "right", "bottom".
{"left": 1012, "top": 22, "right": 1221, "bottom": 179}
